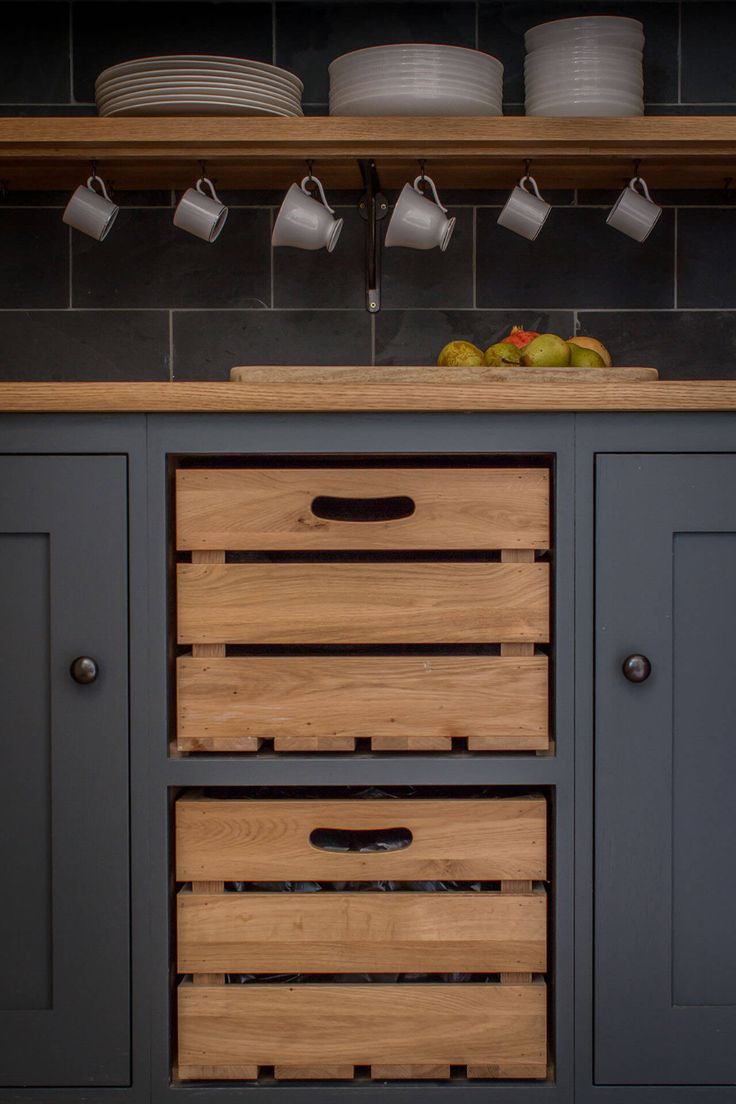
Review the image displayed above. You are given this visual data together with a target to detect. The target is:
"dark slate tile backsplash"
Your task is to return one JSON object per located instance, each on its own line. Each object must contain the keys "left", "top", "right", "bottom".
{"left": 0, "top": 0, "right": 734, "bottom": 380}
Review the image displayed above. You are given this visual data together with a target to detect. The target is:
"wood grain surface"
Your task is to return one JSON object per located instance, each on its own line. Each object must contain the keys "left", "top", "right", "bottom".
{"left": 176, "top": 654, "right": 549, "bottom": 751}
{"left": 176, "top": 561, "right": 550, "bottom": 644}
{"left": 175, "top": 467, "right": 550, "bottom": 551}
{"left": 177, "top": 982, "right": 547, "bottom": 1077}
{"left": 175, "top": 797, "right": 547, "bottom": 882}
{"left": 177, "top": 889, "right": 547, "bottom": 973}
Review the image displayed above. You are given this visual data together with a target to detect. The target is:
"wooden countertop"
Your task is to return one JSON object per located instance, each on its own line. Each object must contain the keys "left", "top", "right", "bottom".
{"left": 1, "top": 380, "right": 736, "bottom": 412}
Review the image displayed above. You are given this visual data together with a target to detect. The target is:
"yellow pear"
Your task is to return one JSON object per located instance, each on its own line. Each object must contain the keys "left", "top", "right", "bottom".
{"left": 567, "top": 335, "right": 612, "bottom": 367}
{"left": 568, "top": 342, "right": 606, "bottom": 368}
{"left": 437, "top": 340, "right": 484, "bottom": 367}
{"left": 521, "top": 334, "right": 571, "bottom": 368}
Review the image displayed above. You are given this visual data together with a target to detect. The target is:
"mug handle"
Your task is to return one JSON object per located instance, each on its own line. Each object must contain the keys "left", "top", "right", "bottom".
{"left": 519, "top": 175, "right": 543, "bottom": 200}
{"left": 300, "top": 174, "right": 335, "bottom": 214}
{"left": 413, "top": 174, "right": 448, "bottom": 213}
{"left": 629, "top": 176, "right": 653, "bottom": 201}
{"left": 195, "top": 176, "right": 222, "bottom": 203}
{"left": 87, "top": 174, "right": 111, "bottom": 201}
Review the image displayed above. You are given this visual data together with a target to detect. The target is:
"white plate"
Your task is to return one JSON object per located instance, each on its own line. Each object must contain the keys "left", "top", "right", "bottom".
{"left": 100, "top": 97, "right": 302, "bottom": 117}
{"left": 98, "top": 82, "right": 300, "bottom": 110}
{"left": 526, "top": 89, "right": 643, "bottom": 105}
{"left": 96, "top": 55, "right": 303, "bottom": 93}
{"left": 331, "top": 75, "right": 502, "bottom": 96}
{"left": 330, "top": 59, "right": 502, "bottom": 83}
{"left": 97, "top": 69, "right": 302, "bottom": 99}
{"left": 100, "top": 89, "right": 301, "bottom": 115}
{"left": 525, "top": 73, "right": 643, "bottom": 92}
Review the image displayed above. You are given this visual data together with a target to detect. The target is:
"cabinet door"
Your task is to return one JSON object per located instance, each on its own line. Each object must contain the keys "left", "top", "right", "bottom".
{"left": 0, "top": 456, "right": 129, "bottom": 1086}
{"left": 595, "top": 454, "right": 736, "bottom": 1085}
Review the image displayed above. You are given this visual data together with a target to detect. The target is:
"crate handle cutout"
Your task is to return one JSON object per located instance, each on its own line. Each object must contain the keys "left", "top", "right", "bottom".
{"left": 309, "top": 827, "right": 413, "bottom": 853}
{"left": 310, "top": 495, "right": 416, "bottom": 523}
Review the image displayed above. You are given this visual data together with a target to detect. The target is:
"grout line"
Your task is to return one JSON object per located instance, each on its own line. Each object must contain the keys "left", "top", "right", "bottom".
{"left": 68, "top": 3, "right": 75, "bottom": 104}
{"left": 2, "top": 305, "right": 736, "bottom": 314}
{"left": 573, "top": 309, "right": 579, "bottom": 335}
{"left": 269, "top": 207, "right": 275, "bottom": 308}
{"left": 673, "top": 207, "right": 678, "bottom": 309}
{"left": 168, "top": 310, "right": 174, "bottom": 380}
{"left": 474, "top": 0, "right": 480, "bottom": 50}
{"left": 68, "top": 224, "right": 73, "bottom": 308}
{"left": 678, "top": 4, "right": 684, "bottom": 101}
{"left": 472, "top": 207, "right": 477, "bottom": 309}
{"left": 370, "top": 312, "right": 376, "bottom": 366}
{"left": 272, "top": 1, "right": 277, "bottom": 67}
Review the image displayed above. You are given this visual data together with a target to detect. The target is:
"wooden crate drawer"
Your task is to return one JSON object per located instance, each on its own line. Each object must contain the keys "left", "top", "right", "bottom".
{"left": 177, "top": 561, "right": 550, "bottom": 645}
{"left": 177, "top": 888, "right": 547, "bottom": 974}
{"left": 176, "top": 654, "right": 549, "bottom": 752}
{"left": 175, "top": 467, "right": 550, "bottom": 551}
{"left": 177, "top": 982, "right": 548, "bottom": 1081}
{"left": 175, "top": 797, "right": 547, "bottom": 882}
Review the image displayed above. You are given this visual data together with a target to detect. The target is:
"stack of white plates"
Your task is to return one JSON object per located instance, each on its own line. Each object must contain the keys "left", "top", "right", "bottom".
{"left": 329, "top": 44, "right": 503, "bottom": 116}
{"left": 524, "top": 17, "right": 644, "bottom": 117}
{"left": 95, "top": 55, "right": 304, "bottom": 117}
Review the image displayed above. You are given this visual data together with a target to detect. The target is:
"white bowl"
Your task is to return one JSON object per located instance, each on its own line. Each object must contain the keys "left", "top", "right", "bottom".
{"left": 330, "top": 60, "right": 502, "bottom": 86}
{"left": 525, "top": 71, "right": 643, "bottom": 91}
{"left": 526, "top": 86, "right": 643, "bottom": 104}
{"left": 96, "top": 54, "right": 303, "bottom": 93}
{"left": 330, "top": 89, "right": 503, "bottom": 115}
{"left": 331, "top": 71, "right": 502, "bottom": 94}
{"left": 329, "top": 44, "right": 503, "bottom": 72}
{"left": 525, "top": 16, "right": 644, "bottom": 51}
{"left": 331, "top": 75, "right": 502, "bottom": 97}
{"left": 526, "top": 46, "right": 643, "bottom": 64}
{"left": 526, "top": 100, "right": 644, "bottom": 117}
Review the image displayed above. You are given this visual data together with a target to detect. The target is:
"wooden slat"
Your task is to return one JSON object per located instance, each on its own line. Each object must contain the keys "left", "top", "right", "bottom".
{"left": 177, "top": 890, "right": 547, "bottom": 974}
{"left": 176, "top": 562, "right": 550, "bottom": 645}
{"left": 371, "top": 1065, "right": 451, "bottom": 1080}
{"left": 500, "top": 880, "right": 535, "bottom": 985}
{"left": 176, "top": 655, "right": 549, "bottom": 751}
{"left": 175, "top": 797, "right": 547, "bottom": 882}
{"left": 190, "top": 881, "right": 225, "bottom": 987}
{"left": 178, "top": 982, "right": 547, "bottom": 1076}
{"left": 2, "top": 381, "right": 736, "bottom": 414}
{"left": 178, "top": 1064, "right": 258, "bottom": 1081}
{"left": 175, "top": 468, "right": 549, "bottom": 551}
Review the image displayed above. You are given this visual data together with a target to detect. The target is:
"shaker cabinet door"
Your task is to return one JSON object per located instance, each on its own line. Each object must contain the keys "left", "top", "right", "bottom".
{"left": 0, "top": 456, "right": 130, "bottom": 1086}
{"left": 595, "top": 454, "right": 736, "bottom": 1085}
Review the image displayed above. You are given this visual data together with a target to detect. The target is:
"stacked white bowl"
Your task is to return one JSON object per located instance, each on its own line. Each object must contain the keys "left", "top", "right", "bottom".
{"left": 329, "top": 44, "right": 503, "bottom": 116}
{"left": 524, "top": 16, "right": 645, "bottom": 116}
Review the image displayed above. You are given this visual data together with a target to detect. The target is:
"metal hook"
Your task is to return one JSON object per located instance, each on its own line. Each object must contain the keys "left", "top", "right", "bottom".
{"left": 306, "top": 159, "right": 314, "bottom": 181}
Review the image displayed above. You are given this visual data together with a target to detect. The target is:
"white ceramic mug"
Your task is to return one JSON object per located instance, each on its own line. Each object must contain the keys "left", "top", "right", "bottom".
{"left": 63, "top": 175, "right": 119, "bottom": 241}
{"left": 497, "top": 176, "right": 551, "bottom": 240}
{"left": 272, "top": 177, "right": 343, "bottom": 251}
{"left": 606, "top": 176, "right": 661, "bottom": 242}
{"left": 385, "top": 175, "right": 455, "bottom": 251}
{"left": 174, "top": 177, "right": 228, "bottom": 242}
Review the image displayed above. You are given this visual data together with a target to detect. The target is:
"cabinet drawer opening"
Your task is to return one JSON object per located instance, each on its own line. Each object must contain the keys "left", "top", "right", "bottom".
{"left": 173, "top": 789, "right": 551, "bottom": 1083}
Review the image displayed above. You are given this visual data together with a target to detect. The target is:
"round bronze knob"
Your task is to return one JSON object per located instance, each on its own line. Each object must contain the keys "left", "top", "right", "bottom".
{"left": 70, "top": 656, "right": 99, "bottom": 684}
{"left": 622, "top": 654, "right": 651, "bottom": 683}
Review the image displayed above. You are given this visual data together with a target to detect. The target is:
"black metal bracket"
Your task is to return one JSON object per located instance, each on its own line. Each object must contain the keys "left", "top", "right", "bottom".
{"left": 357, "top": 158, "right": 388, "bottom": 313}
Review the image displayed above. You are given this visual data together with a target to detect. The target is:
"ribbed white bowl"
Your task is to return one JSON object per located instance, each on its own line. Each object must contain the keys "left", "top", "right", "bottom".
{"left": 525, "top": 16, "right": 644, "bottom": 52}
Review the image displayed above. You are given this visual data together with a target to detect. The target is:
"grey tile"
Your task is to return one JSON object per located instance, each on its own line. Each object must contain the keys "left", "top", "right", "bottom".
{"left": 0, "top": 186, "right": 171, "bottom": 209}
{"left": 275, "top": 1, "right": 476, "bottom": 103}
{"left": 577, "top": 311, "right": 736, "bottom": 379}
{"left": 382, "top": 207, "right": 474, "bottom": 309}
{"left": 478, "top": 2, "right": 678, "bottom": 106}
{"left": 72, "top": 1, "right": 273, "bottom": 102}
{"left": 678, "top": 209, "right": 736, "bottom": 308}
{"left": 0, "top": 209, "right": 68, "bottom": 307}
{"left": 578, "top": 186, "right": 736, "bottom": 207}
{"left": 72, "top": 208, "right": 270, "bottom": 309}
{"left": 682, "top": 3, "right": 736, "bottom": 104}
{"left": 173, "top": 309, "right": 372, "bottom": 379}
{"left": 375, "top": 309, "right": 575, "bottom": 365}
{"left": 0, "top": 3, "right": 69, "bottom": 103}
{"left": 645, "top": 103, "right": 736, "bottom": 115}
{"left": 0, "top": 105, "right": 96, "bottom": 116}
{"left": 432, "top": 188, "right": 575, "bottom": 207}
{"left": 274, "top": 207, "right": 364, "bottom": 308}
{"left": 476, "top": 206, "right": 675, "bottom": 309}
{"left": 0, "top": 310, "right": 169, "bottom": 381}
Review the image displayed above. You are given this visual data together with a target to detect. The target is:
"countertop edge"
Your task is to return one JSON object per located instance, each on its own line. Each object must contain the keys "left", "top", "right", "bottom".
{"left": 1, "top": 381, "right": 736, "bottom": 413}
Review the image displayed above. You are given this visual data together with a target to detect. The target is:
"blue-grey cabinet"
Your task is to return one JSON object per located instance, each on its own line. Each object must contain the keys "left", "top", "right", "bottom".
{"left": 0, "top": 456, "right": 130, "bottom": 1087}
{"left": 595, "top": 454, "right": 736, "bottom": 1086}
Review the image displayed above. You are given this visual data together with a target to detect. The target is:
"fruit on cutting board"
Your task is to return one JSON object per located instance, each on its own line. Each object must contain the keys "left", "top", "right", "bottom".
{"left": 568, "top": 343, "right": 606, "bottom": 368}
{"left": 484, "top": 341, "right": 522, "bottom": 366}
{"left": 567, "top": 335, "right": 612, "bottom": 367}
{"left": 437, "top": 340, "right": 485, "bottom": 367}
{"left": 522, "top": 333, "right": 571, "bottom": 368}
{"left": 503, "top": 326, "right": 539, "bottom": 349}
{"left": 436, "top": 327, "right": 613, "bottom": 368}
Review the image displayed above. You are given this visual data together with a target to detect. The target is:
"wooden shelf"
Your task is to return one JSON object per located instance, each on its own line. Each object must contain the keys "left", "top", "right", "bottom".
{"left": 1, "top": 380, "right": 735, "bottom": 413}
{"left": 1, "top": 116, "right": 735, "bottom": 190}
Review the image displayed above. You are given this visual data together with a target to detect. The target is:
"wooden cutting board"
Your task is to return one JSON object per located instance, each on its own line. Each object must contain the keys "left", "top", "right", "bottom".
{"left": 230, "top": 365, "right": 659, "bottom": 383}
